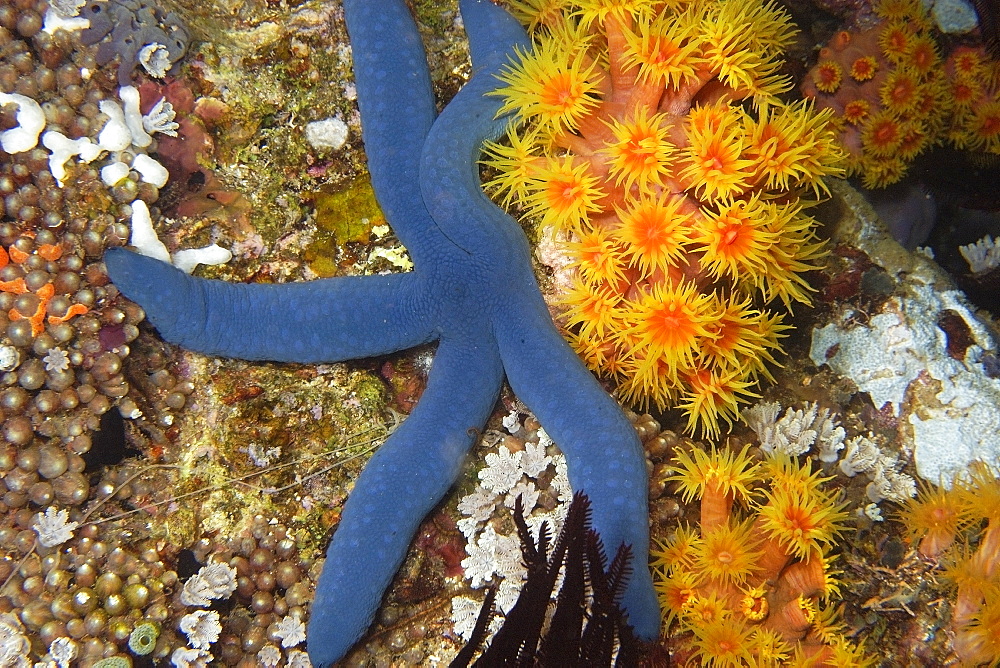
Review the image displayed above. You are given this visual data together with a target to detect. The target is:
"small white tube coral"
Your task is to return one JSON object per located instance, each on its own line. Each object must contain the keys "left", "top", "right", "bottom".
{"left": 179, "top": 610, "right": 222, "bottom": 649}
{"left": 143, "top": 97, "right": 179, "bottom": 137}
{"left": 172, "top": 244, "right": 233, "bottom": 274}
{"left": 32, "top": 507, "right": 79, "bottom": 547}
{"left": 0, "top": 93, "right": 45, "bottom": 153}
{"left": 959, "top": 235, "right": 1000, "bottom": 275}
{"left": 129, "top": 200, "right": 171, "bottom": 264}
{"left": 42, "top": 131, "right": 103, "bottom": 186}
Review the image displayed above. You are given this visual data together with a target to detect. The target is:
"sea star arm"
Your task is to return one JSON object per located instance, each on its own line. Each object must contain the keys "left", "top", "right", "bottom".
{"left": 420, "top": 0, "right": 660, "bottom": 640}
{"left": 492, "top": 301, "right": 661, "bottom": 641}
{"left": 342, "top": 0, "right": 442, "bottom": 265}
{"left": 306, "top": 329, "right": 504, "bottom": 667}
{"left": 419, "top": 0, "right": 531, "bottom": 260}
{"left": 103, "top": 248, "right": 437, "bottom": 362}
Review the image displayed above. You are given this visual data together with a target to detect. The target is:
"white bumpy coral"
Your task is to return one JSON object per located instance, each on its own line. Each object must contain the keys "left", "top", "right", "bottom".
{"left": 179, "top": 561, "right": 238, "bottom": 606}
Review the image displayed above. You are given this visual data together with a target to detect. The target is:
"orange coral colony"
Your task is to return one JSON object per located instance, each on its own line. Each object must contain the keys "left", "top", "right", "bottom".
{"left": 653, "top": 444, "right": 867, "bottom": 665}
{"left": 802, "top": 0, "right": 1000, "bottom": 188}
{"left": 492, "top": 0, "right": 844, "bottom": 437}
{"left": 900, "top": 462, "right": 1000, "bottom": 666}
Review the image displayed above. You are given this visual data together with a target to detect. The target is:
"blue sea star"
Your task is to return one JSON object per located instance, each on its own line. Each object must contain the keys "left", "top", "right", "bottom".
{"left": 103, "top": 0, "right": 659, "bottom": 664}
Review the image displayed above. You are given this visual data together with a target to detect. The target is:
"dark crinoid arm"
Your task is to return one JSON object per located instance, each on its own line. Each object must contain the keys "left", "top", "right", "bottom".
{"left": 452, "top": 492, "right": 640, "bottom": 668}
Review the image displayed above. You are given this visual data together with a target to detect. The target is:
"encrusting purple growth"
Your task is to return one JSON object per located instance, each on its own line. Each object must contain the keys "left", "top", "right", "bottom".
{"left": 79, "top": 0, "right": 189, "bottom": 84}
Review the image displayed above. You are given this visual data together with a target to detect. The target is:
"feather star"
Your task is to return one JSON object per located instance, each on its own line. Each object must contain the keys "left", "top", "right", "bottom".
{"left": 103, "top": 0, "right": 658, "bottom": 664}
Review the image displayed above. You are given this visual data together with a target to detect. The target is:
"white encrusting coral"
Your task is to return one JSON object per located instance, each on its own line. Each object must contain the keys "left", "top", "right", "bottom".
{"left": 170, "top": 647, "right": 212, "bottom": 668}
{"left": 959, "top": 235, "right": 1000, "bottom": 275}
{"left": 47, "top": 637, "right": 77, "bottom": 668}
{"left": 745, "top": 400, "right": 917, "bottom": 509}
{"left": 143, "top": 97, "right": 180, "bottom": 136}
{"left": 179, "top": 560, "right": 238, "bottom": 606}
{"left": 745, "top": 401, "right": 845, "bottom": 460}
{"left": 179, "top": 610, "right": 222, "bottom": 649}
{"left": 0, "top": 613, "right": 30, "bottom": 668}
{"left": 452, "top": 407, "right": 571, "bottom": 642}
{"left": 274, "top": 613, "right": 307, "bottom": 648}
{"left": 32, "top": 507, "right": 79, "bottom": 548}
{"left": 811, "top": 279, "right": 1000, "bottom": 486}
{"left": 139, "top": 42, "right": 172, "bottom": 78}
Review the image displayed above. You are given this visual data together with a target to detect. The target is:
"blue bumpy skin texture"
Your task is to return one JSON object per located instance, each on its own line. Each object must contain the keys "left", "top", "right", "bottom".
{"left": 103, "top": 0, "right": 659, "bottom": 664}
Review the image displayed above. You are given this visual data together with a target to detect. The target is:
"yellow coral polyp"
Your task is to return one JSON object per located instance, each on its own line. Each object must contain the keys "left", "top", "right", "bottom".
{"left": 524, "top": 156, "right": 605, "bottom": 229}
{"left": 693, "top": 518, "right": 762, "bottom": 586}
{"left": 667, "top": 443, "right": 759, "bottom": 507}
{"left": 573, "top": 0, "right": 648, "bottom": 27}
{"left": 495, "top": 38, "right": 601, "bottom": 133}
{"left": 600, "top": 108, "right": 676, "bottom": 193}
{"left": 965, "top": 101, "right": 1000, "bottom": 152}
{"left": 678, "top": 367, "right": 758, "bottom": 439}
{"left": 560, "top": 276, "right": 623, "bottom": 339}
{"left": 812, "top": 61, "right": 843, "bottom": 93}
{"left": 695, "top": 196, "right": 778, "bottom": 280}
{"left": 861, "top": 110, "right": 904, "bottom": 157}
{"left": 850, "top": 55, "right": 878, "bottom": 81}
{"left": 489, "top": 0, "right": 843, "bottom": 434}
{"left": 745, "top": 101, "right": 839, "bottom": 192}
{"left": 612, "top": 193, "right": 693, "bottom": 275}
{"left": 566, "top": 225, "right": 626, "bottom": 287}
{"left": 688, "top": 614, "right": 756, "bottom": 667}
{"left": 878, "top": 21, "right": 913, "bottom": 63}
{"left": 620, "top": 11, "right": 700, "bottom": 89}
{"left": 653, "top": 447, "right": 868, "bottom": 663}
{"left": 879, "top": 67, "right": 921, "bottom": 113}
{"left": 652, "top": 524, "right": 699, "bottom": 572}
{"left": 680, "top": 120, "right": 754, "bottom": 202}
{"left": 699, "top": 294, "right": 775, "bottom": 371}
{"left": 757, "top": 484, "right": 847, "bottom": 560}
{"left": 625, "top": 281, "right": 714, "bottom": 375}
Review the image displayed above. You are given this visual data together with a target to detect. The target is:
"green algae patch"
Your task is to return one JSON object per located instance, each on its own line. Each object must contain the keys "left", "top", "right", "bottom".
{"left": 303, "top": 178, "right": 385, "bottom": 276}
{"left": 314, "top": 178, "right": 383, "bottom": 245}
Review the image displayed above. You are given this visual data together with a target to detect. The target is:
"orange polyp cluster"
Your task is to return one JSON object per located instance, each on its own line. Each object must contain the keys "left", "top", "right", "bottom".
{"left": 488, "top": 0, "right": 844, "bottom": 437}
{"left": 1, "top": 237, "right": 89, "bottom": 337}
{"left": 802, "top": 0, "right": 1000, "bottom": 188}
{"left": 899, "top": 463, "right": 1000, "bottom": 666}
{"left": 654, "top": 445, "right": 866, "bottom": 665}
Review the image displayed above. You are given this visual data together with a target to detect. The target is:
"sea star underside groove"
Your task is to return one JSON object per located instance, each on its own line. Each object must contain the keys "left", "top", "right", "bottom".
{"left": 103, "top": 0, "right": 659, "bottom": 664}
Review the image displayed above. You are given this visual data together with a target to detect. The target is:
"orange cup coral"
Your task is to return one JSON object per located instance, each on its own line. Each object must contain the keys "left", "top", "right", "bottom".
{"left": 653, "top": 444, "right": 868, "bottom": 665}
{"left": 489, "top": 0, "right": 845, "bottom": 437}
{"left": 900, "top": 462, "right": 1000, "bottom": 666}
{"left": 802, "top": 0, "right": 1000, "bottom": 188}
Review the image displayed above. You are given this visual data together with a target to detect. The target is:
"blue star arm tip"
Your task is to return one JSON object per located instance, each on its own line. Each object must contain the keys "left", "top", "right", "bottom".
{"left": 494, "top": 303, "right": 661, "bottom": 640}
{"left": 104, "top": 248, "right": 438, "bottom": 362}
{"left": 307, "top": 332, "right": 504, "bottom": 667}
{"left": 342, "top": 0, "right": 441, "bottom": 265}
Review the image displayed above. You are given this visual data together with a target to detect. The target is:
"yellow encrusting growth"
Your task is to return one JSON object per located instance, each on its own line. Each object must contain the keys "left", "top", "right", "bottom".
{"left": 653, "top": 444, "right": 867, "bottom": 666}
{"left": 487, "top": 0, "right": 844, "bottom": 437}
